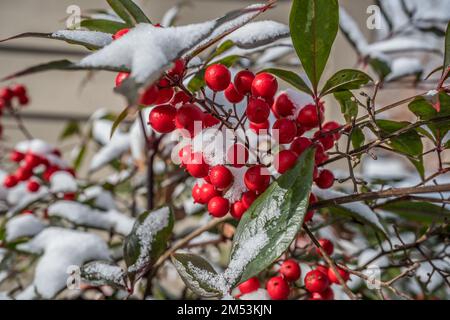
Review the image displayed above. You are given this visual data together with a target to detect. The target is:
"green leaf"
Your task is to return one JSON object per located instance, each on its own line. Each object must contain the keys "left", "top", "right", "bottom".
{"left": 124, "top": 207, "right": 174, "bottom": 282}
{"left": 369, "top": 57, "right": 391, "bottom": 80}
{"left": 320, "top": 69, "right": 372, "bottom": 97}
{"left": 171, "top": 253, "right": 222, "bottom": 298}
{"left": 209, "top": 40, "right": 235, "bottom": 61}
{"left": 290, "top": 0, "right": 339, "bottom": 91}
{"left": 81, "top": 261, "right": 126, "bottom": 289}
{"left": 377, "top": 200, "right": 450, "bottom": 224}
{"left": 80, "top": 19, "right": 129, "bottom": 34}
{"left": 73, "top": 144, "right": 87, "bottom": 171}
{"left": 229, "top": 148, "right": 316, "bottom": 286}
{"left": 444, "top": 22, "right": 450, "bottom": 71}
{"left": 408, "top": 94, "right": 450, "bottom": 142}
{"left": 351, "top": 127, "right": 365, "bottom": 150}
{"left": 110, "top": 107, "right": 131, "bottom": 138}
{"left": 333, "top": 90, "right": 358, "bottom": 123}
{"left": 118, "top": 0, "right": 151, "bottom": 24}
{"left": 106, "top": 0, "right": 134, "bottom": 26}
{"left": 263, "top": 68, "right": 313, "bottom": 96}
{"left": 59, "top": 121, "right": 80, "bottom": 140}
{"left": 376, "top": 120, "right": 423, "bottom": 157}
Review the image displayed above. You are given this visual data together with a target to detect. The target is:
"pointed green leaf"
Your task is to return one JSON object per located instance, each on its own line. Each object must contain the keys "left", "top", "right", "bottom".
{"left": 228, "top": 148, "right": 316, "bottom": 286}
{"left": 320, "top": 69, "right": 372, "bottom": 97}
{"left": 290, "top": 0, "right": 339, "bottom": 91}
{"left": 118, "top": 0, "right": 151, "bottom": 24}
{"left": 124, "top": 207, "right": 174, "bottom": 282}
{"left": 351, "top": 127, "right": 365, "bottom": 150}
{"left": 444, "top": 22, "right": 450, "bottom": 71}
{"left": 80, "top": 19, "right": 129, "bottom": 34}
{"left": 334, "top": 90, "right": 358, "bottom": 123}
{"left": 110, "top": 107, "right": 131, "bottom": 138}
{"left": 376, "top": 120, "right": 423, "bottom": 157}
{"left": 81, "top": 261, "right": 126, "bottom": 289}
{"left": 59, "top": 121, "right": 80, "bottom": 140}
{"left": 106, "top": 0, "right": 134, "bottom": 26}
{"left": 263, "top": 68, "right": 313, "bottom": 96}
{"left": 172, "top": 253, "right": 222, "bottom": 298}
{"left": 377, "top": 200, "right": 450, "bottom": 224}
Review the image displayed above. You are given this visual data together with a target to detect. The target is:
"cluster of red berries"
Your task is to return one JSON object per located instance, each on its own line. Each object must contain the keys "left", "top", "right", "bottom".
{"left": 3, "top": 140, "right": 76, "bottom": 198}
{"left": 0, "top": 84, "right": 29, "bottom": 138}
{"left": 237, "top": 238, "right": 349, "bottom": 300}
{"left": 110, "top": 28, "right": 340, "bottom": 222}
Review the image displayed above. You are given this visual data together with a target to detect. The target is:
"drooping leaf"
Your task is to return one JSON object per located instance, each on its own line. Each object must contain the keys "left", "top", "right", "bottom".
{"left": 444, "top": 22, "right": 450, "bottom": 72}
{"left": 80, "top": 19, "right": 130, "bottom": 34}
{"left": 377, "top": 200, "right": 450, "bottom": 224}
{"left": 320, "top": 69, "right": 372, "bottom": 97}
{"left": 81, "top": 260, "right": 126, "bottom": 289}
{"left": 369, "top": 57, "right": 391, "bottom": 80}
{"left": 110, "top": 106, "right": 132, "bottom": 138}
{"left": 289, "top": 0, "right": 339, "bottom": 90}
{"left": 263, "top": 68, "right": 313, "bottom": 96}
{"left": 171, "top": 253, "right": 222, "bottom": 298}
{"left": 73, "top": 144, "right": 87, "bottom": 171}
{"left": 351, "top": 127, "right": 365, "bottom": 150}
{"left": 333, "top": 90, "right": 358, "bottom": 123}
{"left": 124, "top": 207, "right": 174, "bottom": 282}
{"left": 228, "top": 148, "right": 316, "bottom": 286}
{"left": 106, "top": 0, "right": 134, "bottom": 26}
{"left": 117, "top": 0, "right": 152, "bottom": 24}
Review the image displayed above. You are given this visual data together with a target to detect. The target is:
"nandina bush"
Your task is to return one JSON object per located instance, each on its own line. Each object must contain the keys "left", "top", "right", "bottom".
{"left": 0, "top": 0, "right": 449, "bottom": 300}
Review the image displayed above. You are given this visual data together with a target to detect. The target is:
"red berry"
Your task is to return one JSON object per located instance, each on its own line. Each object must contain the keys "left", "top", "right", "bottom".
{"left": 290, "top": 137, "right": 313, "bottom": 156}
{"left": 167, "top": 59, "right": 186, "bottom": 79}
{"left": 192, "top": 182, "right": 218, "bottom": 204}
{"left": 323, "top": 121, "right": 341, "bottom": 140}
{"left": 314, "top": 143, "right": 329, "bottom": 165}
{"left": 207, "top": 196, "right": 230, "bottom": 217}
{"left": 238, "top": 277, "right": 260, "bottom": 294}
{"left": 266, "top": 276, "right": 290, "bottom": 300}
{"left": 115, "top": 72, "right": 129, "bottom": 87}
{"left": 249, "top": 120, "right": 269, "bottom": 135}
{"left": 304, "top": 210, "right": 315, "bottom": 222}
{"left": 175, "top": 103, "right": 204, "bottom": 136}
{"left": 316, "top": 239, "right": 334, "bottom": 256}
{"left": 27, "top": 180, "right": 40, "bottom": 193}
{"left": 226, "top": 144, "right": 249, "bottom": 168}
{"left": 251, "top": 73, "right": 278, "bottom": 99}
{"left": 224, "top": 83, "right": 244, "bottom": 103}
{"left": 0, "top": 88, "right": 13, "bottom": 102}
{"left": 209, "top": 165, "right": 233, "bottom": 190}
{"left": 139, "top": 85, "right": 159, "bottom": 106}
{"left": 24, "top": 153, "right": 42, "bottom": 169}
{"left": 274, "top": 150, "right": 298, "bottom": 174}
{"left": 10, "top": 150, "right": 24, "bottom": 162}
{"left": 63, "top": 192, "right": 77, "bottom": 201}
{"left": 246, "top": 98, "right": 270, "bottom": 124}
{"left": 172, "top": 91, "right": 190, "bottom": 105}
{"left": 279, "top": 259, "right": 301, "bottom": 282}
{"left": 327, "top": 267, "right": 349, "bottom": 284}
{"left": 11, "top": 84, "right": 26, "bottom": 97}
{"left": 112, "top": 28, "right": 130, "bottom": 40}
{"left": 15, "top": 167, "right": 32, "bottom": 181}
{"left": 304, "top": 270, "right": 330, "bottom": 293}
{"left": 273, "top": 119, "right": 297, "bottom": 144}
{"left": 315, "top": 265, "right": 329, "bottom": 276}
{"left": 178, "top": 145, "right": 193, "bottom": 167}
{"left": 148, "top": 105, "right": 176, "bottom": 133}
{"left": 244, "top": 165, "right": 270, "bottom": 193}
{"left": 234, "top": 70, "right": 255, "bottom": 95}
{"left": 202, "top": 113, "right": 220, "bottom": 128}
{"left": 43, "top": 166, "right": 58, "bottom": 182}
{"left": 313, "top": 130, "right": 334, "bottom": 150}
{"left": 297, "top": 104, "right": 322, "bottom": 129}
{"left": 230, "top": 201, "right": 246, "bottom": 220}
{"left": 310, "top": 287, "right": 334, "bottom": 300}
{"left": 154, "top": 87, "right": 174, "bottom": 105}
{"left": 273, "top": 93, "right": 295, "bottom": 117}
{"left": 18, "top": 95, "right": 29, "bottom": 106}
{"left": 241, "top": 191, "right": 257, "bottom": 209}
{"left": 316, "top": 169, "right": 334, "bottom": 189}
{"left": 3, "top": 175, "right": 18, "bottom": 188}
{"left": 204, "top": 64, "right": 231, "bottom": 92}
{"left": 158, "top": 77, "right": 171, "bottom": 88}
{"left": 186, "top": 153, "right": 210, "bottom": 178}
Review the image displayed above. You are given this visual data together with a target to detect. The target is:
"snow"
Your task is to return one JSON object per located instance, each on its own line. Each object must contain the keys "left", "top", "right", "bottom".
{"left": 256, "top": 41, "right": 294, "bottom": 66}
{"left": 161, "top": 4, "right": 182, "bottom": 27}
{"left": 240, "top": 289, "right": 270, "bottom": 300}
{"left": 369, "top": 36, "right": 442, "bottom": 54}
{"left": 127, "top": 207, "right": 171, "bottom": 273}
{"left": 47, "top": 201, "right": 134, "bottom": 235}
{"left": 52, "top": 30, "right": 113, "bottom": 48}
{"left": 362, "top": 156, "right": 412, "bottom": 180}
{"left": 219, "top": 21, "right": 289, "bottom": 49}
{"left": 223, "top": 167, "right": 248, "bottom": 203}
{"left": 6, "top": 183, "right": 50, "bottom": 216}
{"left": 82, "top": 261, "right": 125, "bottom": 287}
{"left": 312, "top": 187, "right": 386, "bottom": 233}
{"left": 50, "top": 171, "right": 77, "bottom": 193}
{"left": 385, "top": 57, "right": 423, "bottom": 81}
{"left": 17, "top": 227, "right": 110, "bottom": 299}
{"left": 80, "top": 186, "right": 117, "bottom": 210}
{"left": 5, "top": 214, "right": 46, "bottom": 242}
